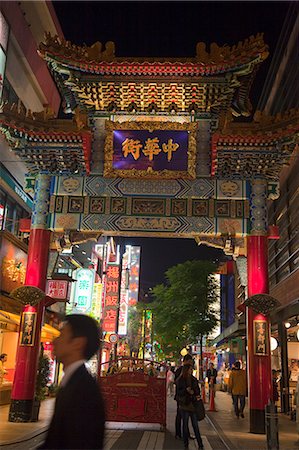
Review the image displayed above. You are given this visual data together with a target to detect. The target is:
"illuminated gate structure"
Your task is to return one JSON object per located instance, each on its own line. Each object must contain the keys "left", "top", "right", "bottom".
{"left": 1, "top": 34, "right": 298, "bottom": 432}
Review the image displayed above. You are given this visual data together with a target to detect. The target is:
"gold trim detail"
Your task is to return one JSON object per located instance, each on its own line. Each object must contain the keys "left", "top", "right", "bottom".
{"left": 103, "top": 121, "right": 197, "bottom": 179}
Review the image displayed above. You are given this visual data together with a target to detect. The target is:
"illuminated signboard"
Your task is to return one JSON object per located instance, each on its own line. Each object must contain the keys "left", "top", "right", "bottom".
{"left": 91, "top": 282, "right": 103, "bottom": 322}
{"left": 74, "top": 269, "right": 95, "bottom": 313}
{"left": 128, "top": 246, "right": 141, "bottom": 306}
{"left": 104, "top": 121, "right": 197, "bottom": 179}
{"left": 113, "top": 130, "right": 188, "bottom": 171}
{"left": 102, "top": 263, "right": 120, "bottom": 333}
{"left": 0, "top": 237, "right": 27, "bottom": 293}
{"left": 46, "top": 280, "right": 70, "bottom": 300}
{"left": 118, "top": 250, "right": 129, "bottom": 336}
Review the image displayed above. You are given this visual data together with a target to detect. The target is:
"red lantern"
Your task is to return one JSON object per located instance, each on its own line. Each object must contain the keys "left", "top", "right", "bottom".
{"left": 19, "top": 218, "right": 31, "bottom": 232}
{"left": 268, "top": 225, "right": 280, "bottom": 240}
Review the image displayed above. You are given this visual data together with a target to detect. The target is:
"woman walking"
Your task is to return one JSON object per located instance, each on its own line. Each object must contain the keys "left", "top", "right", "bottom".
{"left": 177, "top": 364, "right": 204, "bottom": 449}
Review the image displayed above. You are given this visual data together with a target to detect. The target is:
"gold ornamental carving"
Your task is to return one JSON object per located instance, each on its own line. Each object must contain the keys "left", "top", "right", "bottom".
{"left": 10, "top": 286, "right": 46, "bottom": 306}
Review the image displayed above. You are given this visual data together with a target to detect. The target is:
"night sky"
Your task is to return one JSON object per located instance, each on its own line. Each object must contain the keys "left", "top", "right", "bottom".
{"left": 52, "top": 1, "right": 291, "bottom": 288}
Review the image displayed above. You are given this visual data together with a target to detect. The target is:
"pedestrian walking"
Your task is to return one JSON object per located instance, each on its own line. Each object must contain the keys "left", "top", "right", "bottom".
{"left": 207, "top": 362, "right": 217, "bottom": 398}
{"left": 177, "top": 364, "right": 204, "bottom": 450}
{"left": 228, "top": 361, "right": 247, "bottom": 419}
{"left": 0, "top": 353, "right": 8, "bottom": 384}
{"left": 167, "top": 367, "right": 175, "bottom": 396}
{"left": 272, "top": 369, "right": 279, "bottom": 404}
{"left": 39, "top": 314, "right": 105, "bottom": 449}
{"left": 174, "top": 354, "right": 194, "bottom": 440}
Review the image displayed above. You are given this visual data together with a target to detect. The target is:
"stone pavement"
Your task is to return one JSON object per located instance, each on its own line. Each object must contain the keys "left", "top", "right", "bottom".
{"left": 0, "top": 392, "right": 298, "bottom": 449}
{"left": 206, "top": 390, "right": 299, "bottom": 450}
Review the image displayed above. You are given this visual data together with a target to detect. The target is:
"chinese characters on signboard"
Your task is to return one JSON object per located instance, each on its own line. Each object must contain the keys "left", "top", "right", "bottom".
{"left": 128, "top": 246, "right": 140, "bottom": 307}
{"left": 113, "top": 130, "right": 188, "bottom": 172}
{"left": 118, "top": 251, "right": 129, "bottom": 336}
{"left": 46, "top": 280, "right": 70, "bottom": 300}
{"left": 91, "top": 283, "right": 103, "bottom": 322}
{"left": 20, "top": 311, "right": 37, "bottom": 346}
{"left": 253, "top": 319, "right": 269, "bottom": 356}
{"left": 102, "top": 263, "right": 120, "bottom": 333}
{"left": 74, "top": 269, "right": 95, "bottom": 313}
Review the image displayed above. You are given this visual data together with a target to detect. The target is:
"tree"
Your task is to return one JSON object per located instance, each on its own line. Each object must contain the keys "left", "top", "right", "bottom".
{"left": 151, "top": 260, "right": 219, "bottom": 361}
{"left": 127, "top": 305, "right": 143, "bottom": 356}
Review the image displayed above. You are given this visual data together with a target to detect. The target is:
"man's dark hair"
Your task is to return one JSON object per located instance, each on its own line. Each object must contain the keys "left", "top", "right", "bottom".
{"left": 234, "top": 361, "right": 241, "bottom": 370}
{"left": 183, "top": 353, "right": 193, "bottom": 362}
{"left": 0, "top": 353, "right": 7, "bottom": 361}
{"left": 65, "top": 314, "right": 101, "bottom": 360}
{"left": 182, "top": 364, "right": 192, "bottom": 378}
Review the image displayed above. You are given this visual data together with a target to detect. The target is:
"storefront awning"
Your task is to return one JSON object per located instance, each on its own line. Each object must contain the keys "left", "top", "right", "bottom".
{"left": 0, "top": 309, "right": 60, "bottom": 339}
{"left": 0, "top": 311, "right": 19, "bottom": 332}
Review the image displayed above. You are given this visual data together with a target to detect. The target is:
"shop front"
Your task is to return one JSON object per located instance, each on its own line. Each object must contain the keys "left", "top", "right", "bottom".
{"left": 270, "top": 310, "right": 299, "bottom": 414}
{"left": 0, "top": 232, "right": 61, "bottom": 403}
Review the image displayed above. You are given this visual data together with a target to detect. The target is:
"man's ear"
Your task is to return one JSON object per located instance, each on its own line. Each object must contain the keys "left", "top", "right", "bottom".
{"left": 73, "top": 336, "right": 87, "bottom": 357}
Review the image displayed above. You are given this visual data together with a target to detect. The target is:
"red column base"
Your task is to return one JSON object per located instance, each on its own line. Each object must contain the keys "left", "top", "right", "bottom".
{"left": 250, "top": 408, "right": 265, "bottom": 434}
{"left": 8, "top": 399, "right": 33, "bottom": 422}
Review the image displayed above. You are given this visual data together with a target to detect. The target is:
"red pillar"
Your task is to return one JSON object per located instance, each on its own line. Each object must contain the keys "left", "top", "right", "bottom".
{"left": 9, "top": 228, "right": 51, "bottom": 422}
{"left": 247, "top": 235, "right": 272, "bottom": 434}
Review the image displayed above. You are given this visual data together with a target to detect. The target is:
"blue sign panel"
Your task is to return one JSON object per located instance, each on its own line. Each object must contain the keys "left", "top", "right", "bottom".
{"left": 113, "top": 130, "right": 189, "bottom": 172}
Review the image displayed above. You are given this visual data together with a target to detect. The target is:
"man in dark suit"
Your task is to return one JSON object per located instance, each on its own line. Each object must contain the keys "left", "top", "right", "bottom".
{"left": 40, "top": 314, "right": 105, "bottom": 449}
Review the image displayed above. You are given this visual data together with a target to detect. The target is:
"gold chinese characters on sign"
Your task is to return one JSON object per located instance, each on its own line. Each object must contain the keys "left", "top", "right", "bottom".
{"left": 122, "top": 137, "right": 179, "bottom": 162}
{"left": 104, "top": 121, "right": 197, "bottom": 179}
{"left": 19, "top": 311, "right": 37, "bottom": 346}
{"left": 253, "top": 319, "right": 269, "bottom": 356}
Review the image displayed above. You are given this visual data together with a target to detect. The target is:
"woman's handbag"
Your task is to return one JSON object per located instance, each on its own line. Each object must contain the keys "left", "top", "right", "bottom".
{"left": 193, "top": 398, "right": 205, "bottom": 421}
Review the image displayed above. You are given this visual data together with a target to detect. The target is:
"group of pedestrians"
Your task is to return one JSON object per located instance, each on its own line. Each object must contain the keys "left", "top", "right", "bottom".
{"left": 36, "top": 312, "right": 247, "bottom": 450}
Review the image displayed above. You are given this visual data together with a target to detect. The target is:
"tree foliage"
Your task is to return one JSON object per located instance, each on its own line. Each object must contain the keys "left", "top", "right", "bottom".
{"left": 127, "top": 305, "right": 143, "bottom": 356}
{"left": 151, "top": 260, "right": 219, "bottom": 357}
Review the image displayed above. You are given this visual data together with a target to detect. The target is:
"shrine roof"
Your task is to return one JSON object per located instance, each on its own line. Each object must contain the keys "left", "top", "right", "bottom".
{"left": 0, "top": 104, "right": 92, "bottom": 175}
{"left": 38, "top": 33, "right": 269, "bottom": 117}
{"left": 38, "top": 33, "right": 269, "bottom": 77}
{"left": 216, "top": 109, "right": 299, "bottom": 138}
{"left": 211, "top": 110, "right": 299, "bottom": 180}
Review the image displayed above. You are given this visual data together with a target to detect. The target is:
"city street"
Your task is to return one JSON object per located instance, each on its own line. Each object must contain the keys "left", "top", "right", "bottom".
{"left": 1, "top": 392, "right": 298, "bottom": 450}
{"left": 0, "top": 2, "right": 298, "bottom": 449}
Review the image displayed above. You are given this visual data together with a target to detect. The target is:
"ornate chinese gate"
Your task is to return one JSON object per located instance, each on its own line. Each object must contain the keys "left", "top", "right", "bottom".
{"left": 1, "top": 34, "right": 298, "bottom": 431}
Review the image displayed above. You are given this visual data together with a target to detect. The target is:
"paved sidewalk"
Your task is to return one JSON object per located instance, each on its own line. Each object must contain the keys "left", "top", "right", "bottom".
{"left": 206, "top": 390, "right": 299, "bottom": 450}
{"left": 0, "top": 396, "right": 221, "bottom": 449}
{"left": 0, "top": 392, "right": 298, "bottom": 449}
{"left": 0, "top": 398, "right": 55, "bottom": 445}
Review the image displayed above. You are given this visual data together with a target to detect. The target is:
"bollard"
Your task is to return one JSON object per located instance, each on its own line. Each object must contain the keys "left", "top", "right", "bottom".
{"left": 265, "top": 402, "right": 279, "bottom": 450}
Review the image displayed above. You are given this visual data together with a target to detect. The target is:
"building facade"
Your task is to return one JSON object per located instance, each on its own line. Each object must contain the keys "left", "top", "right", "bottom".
{"left": 0, "top": 1, "right": 63, "bottom": 404}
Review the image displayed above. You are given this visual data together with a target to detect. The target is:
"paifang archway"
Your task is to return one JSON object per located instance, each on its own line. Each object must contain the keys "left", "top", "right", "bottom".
{"left": 1, "top": 34, "right": 298, "bottom": 430}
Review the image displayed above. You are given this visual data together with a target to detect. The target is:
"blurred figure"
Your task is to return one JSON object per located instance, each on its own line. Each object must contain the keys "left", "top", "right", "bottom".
{"left": 272, "top": 369, "right": 279, "bottom": 404}
{"left": 0, "top": 353, "right": 8, "bottom": 384}
{"left": 223, "top": 365, "right": 231, "bottom": 392}
{"left": 167, "top": 367, "right": 175, "bottom": 396}
{"left": 174, "top": 354, "right": 194, "bottom": 440}
{"left": 229, "top": 361, "right": 247, "bottom": 419}
{"left": 107, "top": 361, "right": 118, "bottom": 375}
{"left": 147, "top": 362, "right": 157, "bottom": 376}
{"left": 39, "top": 315, "right": 105, "bottom": 449}
{"left": 177, "top": 364, "right": 204, "bottom": 449}
{"left": 207, "top": 362, "right": 217, "bottom": 397}
{"left": 128, "top": 359, "right": 136, "bottom": 372}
